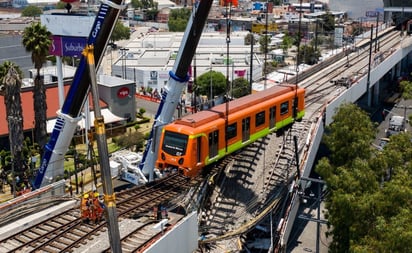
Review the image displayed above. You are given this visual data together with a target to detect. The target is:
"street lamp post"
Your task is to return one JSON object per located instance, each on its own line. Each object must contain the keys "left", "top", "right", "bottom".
{"left": 120, "top": 48, "right": 129, "bottom": 79}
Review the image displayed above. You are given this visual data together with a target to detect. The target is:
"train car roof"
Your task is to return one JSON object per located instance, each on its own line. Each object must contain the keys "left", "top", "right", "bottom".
{"left": 175, "top": 84, "right": 301, "bottom": 128}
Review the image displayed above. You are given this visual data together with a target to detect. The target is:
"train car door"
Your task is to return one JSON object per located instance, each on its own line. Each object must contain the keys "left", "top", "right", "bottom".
{"left": 242, "top": 117, "right": 250, "bottom": 142}
{"left": 196, "top": 137, "right": 202, "bottom": 163}
{"left": 209, "top": 130, "right": 218, "bottom": 158}
{"left": 270, "top": 106, "right": 276, "bottom": 129}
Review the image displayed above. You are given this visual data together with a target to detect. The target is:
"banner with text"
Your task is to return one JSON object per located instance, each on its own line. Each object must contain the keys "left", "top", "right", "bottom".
{"left": 49, "top": 35, "right": 87, "bottom": 57}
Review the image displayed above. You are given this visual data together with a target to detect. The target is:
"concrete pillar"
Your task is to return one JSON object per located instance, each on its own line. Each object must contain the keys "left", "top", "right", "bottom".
{"left": 401, "top": 56, "right": 408, "bottom": 75}
{"left": 391, "top": 66, "right": 396, "bottom": 81}
{"left": 373, "top": 79, "right": 380, "bottom": 106}
{"left": 396, "top": 62, "right": 401, "bottom": 78}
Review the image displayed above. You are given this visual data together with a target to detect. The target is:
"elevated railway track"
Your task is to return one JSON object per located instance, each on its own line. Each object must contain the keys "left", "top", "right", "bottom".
{"left": 197, "top": 25, "right": 408, "bottom": 251}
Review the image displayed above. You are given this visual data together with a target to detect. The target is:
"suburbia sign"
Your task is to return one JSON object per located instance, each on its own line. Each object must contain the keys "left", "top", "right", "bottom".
{"left": 49, "top": 35, "right": 87, "bottom": 57}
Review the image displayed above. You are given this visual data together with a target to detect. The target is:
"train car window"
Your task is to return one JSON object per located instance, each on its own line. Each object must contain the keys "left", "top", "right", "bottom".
{"left": 227, "top": 123, "right": 237, "bottom": 140}
{"left": 162, "top": 131, "right": 188, "bottom": 156}
{"left": 255, "top": 111, "right": 265, "bottom": 127}
{"left": 280, "top": 101, "right": 289, "bottom": 115}
{"left": 270, "top": 106, "right": 276, "bottom": 128}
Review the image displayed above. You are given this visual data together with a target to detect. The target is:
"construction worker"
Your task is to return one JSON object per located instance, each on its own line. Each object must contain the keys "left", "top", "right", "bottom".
{"left": 87, "top": 192, "right": 96, "bottom": 223}
{"left": 81, "top": 193, "right": 90, "bottom": 222}
{"left": 93, "top": 192, "right": 104, "bottom": 222}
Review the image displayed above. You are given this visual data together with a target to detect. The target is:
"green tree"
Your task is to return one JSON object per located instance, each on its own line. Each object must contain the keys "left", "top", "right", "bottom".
{"left": 316, "top": 103, "right": 412, "bottom": 252}
{"left": 22, "top": 22, "right": 52, "bottom": 156}
{"left": 131, "top": 0, "right": 158, "bottom": 20}
{"left": 321, "top": 12, "right": 336, "bottom": 32}
{"left": 114, "top": 131, "right": 145, "bottom": 152}
{"left": 281, "top": 33, "right": 293, "bottom": 55}
{"left": 168, "top": 8, "right": 191, "bottom": 32}
{"left": 259, "top": 34, "right": 271, "bottom": 53}
{"left": 195, "top": 70, "right": 227, "bottom": 99}
{"left": 56, "top": 1, "right": 66, "bottom": 9}
{"left": 131, "top": 0, "right": 156, "bottom": 9}
{"left": 244, "top": 33, "right": 256, "bottom": 45}
{"left": 0, "top": 62, "right": 25, "bottom": 188}
{"left": 21, "top": 5, "right": 43, "bottom": 17}
{"left": 231, "top": 78, "right": 250, "bottom": 98}
{"left": 110, "top": 21, "right": 131, "bottom": 43}
{"left": 297, "top": 44, "right": 321, "bottom": 65}
{"left": 321, "top": 103, "right": 376, "bottom": 168}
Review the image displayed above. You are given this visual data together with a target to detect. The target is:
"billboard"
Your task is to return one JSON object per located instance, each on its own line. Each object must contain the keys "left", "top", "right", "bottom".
{"left": 50, "top": 35, "right": 87, "bottom": 57}
{"left": 41, "top": 14, "right": 95, "bottom": 37}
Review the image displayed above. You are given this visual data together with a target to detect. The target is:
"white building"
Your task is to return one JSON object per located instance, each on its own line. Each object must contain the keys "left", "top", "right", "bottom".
{"left": 111, "top": 31, "right": 264, "bottom": 96}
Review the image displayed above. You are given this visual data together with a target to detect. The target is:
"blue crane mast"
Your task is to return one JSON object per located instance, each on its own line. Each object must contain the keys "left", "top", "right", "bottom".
{"left": 34, "top": 0, "right": 125, "bottom": 189}
{"left": 138, "top": 0, "right": 214, "bottom": 181}
{"left": 34, "top": 0, "right": 214, "bottom": 189}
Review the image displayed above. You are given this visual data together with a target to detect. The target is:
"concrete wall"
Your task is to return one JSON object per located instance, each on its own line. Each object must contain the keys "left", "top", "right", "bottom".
{"left": 145, "top": 211, "right": 198, "bottom": 253}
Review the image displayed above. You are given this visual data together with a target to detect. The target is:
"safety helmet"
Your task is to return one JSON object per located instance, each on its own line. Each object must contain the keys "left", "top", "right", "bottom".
{"left": 84, "top": 194, "right": 89, "bottom": 198}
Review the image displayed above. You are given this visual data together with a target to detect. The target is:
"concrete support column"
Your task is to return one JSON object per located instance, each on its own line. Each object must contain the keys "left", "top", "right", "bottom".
{"left": 391, "top": 66, "right": 396, "bottom": 81}
{"left": 396, "top": 62, "right": 401, "bottom": 78}
{"left": 373, "top": 79, "right": 380, "bottom": 106}
{"left": 401, "top": 56, "right": 408, "bottom": 75}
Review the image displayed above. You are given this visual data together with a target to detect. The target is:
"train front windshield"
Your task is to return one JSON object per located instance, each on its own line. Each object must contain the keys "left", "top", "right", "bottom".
{"left": 162, "top": 131, "right": 188, "bottom": 156}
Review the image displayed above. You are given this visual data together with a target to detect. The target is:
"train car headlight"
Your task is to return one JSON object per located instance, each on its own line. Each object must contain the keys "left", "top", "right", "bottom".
{"left": 161, "top": 153, "right": 166, "bottom": 160}
{"left": 178, "top": 158, "right": 184, "bottom": 165}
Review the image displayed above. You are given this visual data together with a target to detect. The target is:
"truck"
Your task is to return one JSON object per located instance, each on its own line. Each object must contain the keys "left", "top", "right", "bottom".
{"left": 34, "top": 0, "right": 214, "bottom": 188}
{"left": 385, "top": 115, "right": 407, "bottom": 137}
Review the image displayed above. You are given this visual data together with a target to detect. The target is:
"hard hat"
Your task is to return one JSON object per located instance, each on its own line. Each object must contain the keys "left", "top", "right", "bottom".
{"left": 84, "top": 194, "right": 89, "bottom": 198}
{"left": 94, "top": 192, "right": 99, "bottom": 197}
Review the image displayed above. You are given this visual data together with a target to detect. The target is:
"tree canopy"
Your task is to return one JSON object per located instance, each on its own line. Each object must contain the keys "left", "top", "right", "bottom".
{"left": 110, "top": 21, "right": 131, "bottom": 43}
{"left": 315, "top": 103, "right": 412, "bottom": 252}
{"left": 259, "top": 34, "right": 271, "bottom": 53}
{"left": 22, "top": 22, "right": 52, "bottom": 154}
{"left": 168, "top": 8, "right": 191, "bottom": 32}
{"left": 195, "top": 70, "right": 227, "bottom": 99}
{"left": 21, "top": 5, "right": 43, "bottom": 17}
{"left": 297, "top": 44, "right": 321, "bottom": 65}
{"left": 231, "top": 78, "right": 250, "bottom": 98}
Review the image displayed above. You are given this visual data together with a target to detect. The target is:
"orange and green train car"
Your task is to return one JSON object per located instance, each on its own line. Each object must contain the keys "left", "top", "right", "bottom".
{"left": 156, "top": 84, "right": 305, "bottom": 177}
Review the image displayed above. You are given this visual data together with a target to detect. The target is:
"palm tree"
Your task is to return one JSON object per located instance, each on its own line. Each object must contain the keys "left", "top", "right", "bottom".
{"left": 22, "top": 22, "right": 52, "bottom": 156}
{"left": 0, "top": 61, "right": 25, "bottom": 194}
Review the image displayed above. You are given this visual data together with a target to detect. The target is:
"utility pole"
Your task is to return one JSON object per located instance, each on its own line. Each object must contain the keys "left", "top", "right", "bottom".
{"left": 249, "top": 32, "right": 253, "bottom": 94}
{"left": 366, "top": 25, "right": 374, "bottom": 107}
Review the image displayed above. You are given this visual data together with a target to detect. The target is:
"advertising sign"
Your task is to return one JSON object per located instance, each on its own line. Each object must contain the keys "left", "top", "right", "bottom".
{"left": 49, "top": 35, "right": 62, "bottom": 56}
{"left": 366, "top": 11, "right": 378, "bottom": 17}
{"left": 49, "top": 36, "right": 87, "bottom": 57}
{"left": 62, "top": 36, "right": 87, "bottom": 57}
{"left": 41, "top": 14, "right": 95, "bottom": 37}
{"left": 117, "top": 87, "right": 130, "bottom": 98}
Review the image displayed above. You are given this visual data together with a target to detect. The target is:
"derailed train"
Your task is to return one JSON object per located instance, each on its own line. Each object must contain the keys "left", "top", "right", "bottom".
{"left": 156, "top": 84, "right": 305, "bottom": 177}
